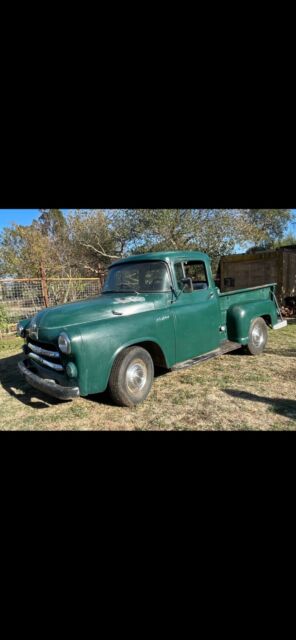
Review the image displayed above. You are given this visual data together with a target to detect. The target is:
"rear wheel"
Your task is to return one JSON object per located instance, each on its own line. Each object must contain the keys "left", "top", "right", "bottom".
{"left": 246, "top": 317, "right": 268, "bottom": 355}
{"left": 108, "top": 346, "right": 154, "bottom": 407}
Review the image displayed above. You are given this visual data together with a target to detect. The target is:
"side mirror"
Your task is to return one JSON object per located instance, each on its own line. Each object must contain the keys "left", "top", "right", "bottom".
{"left": 181, "top": 277, "right": 193, "bottom": 293}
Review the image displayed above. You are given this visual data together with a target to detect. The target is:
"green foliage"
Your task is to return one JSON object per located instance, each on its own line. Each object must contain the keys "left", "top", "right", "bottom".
{"left": 272, "top": 233, "right": 296, "bottom": 248}
{"left": 0, "top": 304, "right": 9, "bottom": 330}
{"left": 0, "top": 223, "right": 57, "bottom": 277}
{"left": 67, "top": 210, "right": 118, "bottom": 274}
{"left": 38, "top": 209, "right": 66, "bottom": 238}
{"left": 245, "top": 209, "right": 292, "bottom": 246}
{"left": 123, "top": 209, "right": 294, "bottom": 271}
{"left": 0, "top": 208, "right": 293, "bottom": 278}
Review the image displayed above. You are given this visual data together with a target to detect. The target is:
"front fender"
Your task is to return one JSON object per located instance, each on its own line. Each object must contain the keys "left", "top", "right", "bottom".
{"left": 77, "top": 313, "right": 173, "bottom": 396}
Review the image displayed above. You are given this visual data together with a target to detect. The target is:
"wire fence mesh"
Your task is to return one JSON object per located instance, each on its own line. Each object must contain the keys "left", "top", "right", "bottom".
{"left": 0, "top": 277, "right": 104, "bottom": 336}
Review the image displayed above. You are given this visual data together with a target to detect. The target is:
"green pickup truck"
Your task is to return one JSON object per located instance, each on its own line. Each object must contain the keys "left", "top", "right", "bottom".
{"left": 17, "top": 251, "right": 287, "bottom": 407}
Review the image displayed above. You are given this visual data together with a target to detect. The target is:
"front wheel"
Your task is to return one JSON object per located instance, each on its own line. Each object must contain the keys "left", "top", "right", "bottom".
{"left": 108, "top": 346, "right": 154, "bottom": 407}
{"left": 246, "top": 317, "right": 268, "bottom": 356}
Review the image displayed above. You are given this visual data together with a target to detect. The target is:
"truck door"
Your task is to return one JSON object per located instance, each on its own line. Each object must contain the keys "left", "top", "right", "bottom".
{"left": 172, "top": 260, "right": 222, "bottom": 363}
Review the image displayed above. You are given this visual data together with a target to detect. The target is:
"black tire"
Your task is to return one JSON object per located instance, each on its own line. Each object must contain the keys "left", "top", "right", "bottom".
{"left": 108, "top": 346, "right": 154, "bottom": 407}
{"left": 246, "top": 317, "right": 268, "bottom": 356}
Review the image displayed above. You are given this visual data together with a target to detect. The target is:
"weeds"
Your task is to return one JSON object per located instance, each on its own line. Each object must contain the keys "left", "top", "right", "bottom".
{"left": 0, "top": 324, "right": 295, "bottom": 430}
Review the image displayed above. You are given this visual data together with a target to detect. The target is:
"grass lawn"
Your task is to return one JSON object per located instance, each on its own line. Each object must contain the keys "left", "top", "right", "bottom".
{"left": 0, "top": 323, "right": 295, "bottom": 430}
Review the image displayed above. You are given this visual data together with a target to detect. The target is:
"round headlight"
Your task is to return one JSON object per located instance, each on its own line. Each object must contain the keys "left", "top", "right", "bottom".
{"left": 58, "top": 332, "right": 71, "bottom": 354}
{"left": 17, "top": 322, "right": 25, "bottom": 338}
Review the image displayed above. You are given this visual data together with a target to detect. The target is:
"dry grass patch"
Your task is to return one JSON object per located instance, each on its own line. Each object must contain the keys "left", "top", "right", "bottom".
{"left": 0, "top": 324, "right": 295, "bottom": 430}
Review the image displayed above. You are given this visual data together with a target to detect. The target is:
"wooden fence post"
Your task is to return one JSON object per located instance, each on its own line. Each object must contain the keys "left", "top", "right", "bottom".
{"left": 40, "top": 262, "right": 49, "bottom": 307}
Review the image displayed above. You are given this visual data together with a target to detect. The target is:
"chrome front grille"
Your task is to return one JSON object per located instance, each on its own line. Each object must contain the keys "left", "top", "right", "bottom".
{"left": 28, "top": 352, "right": 64, "bottom": 372}
{"left": 28, "top": 342, "right": 60, "bottom": 359}
{"left": 27, "top": 340, "right": 64, "bottom": 372}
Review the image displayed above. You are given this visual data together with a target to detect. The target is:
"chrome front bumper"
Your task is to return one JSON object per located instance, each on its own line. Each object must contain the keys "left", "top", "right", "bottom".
{"left": 18, "top": 360, "right": 80, "bottom": 400}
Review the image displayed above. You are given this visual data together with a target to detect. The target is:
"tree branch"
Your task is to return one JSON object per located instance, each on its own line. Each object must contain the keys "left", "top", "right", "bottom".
{"left": 78, "top": 241, "right": 118, "bottom": 260}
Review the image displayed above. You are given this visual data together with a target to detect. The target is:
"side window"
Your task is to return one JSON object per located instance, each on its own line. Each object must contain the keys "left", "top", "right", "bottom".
{"left": 174, "top": 263, "right": 185, "bottom": 290}
{"left": 183, "top": 261, "right": 208, "bottom": 290}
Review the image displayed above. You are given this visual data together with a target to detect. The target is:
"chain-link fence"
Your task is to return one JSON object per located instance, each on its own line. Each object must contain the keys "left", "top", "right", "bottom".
{"left": 0, "top": 277, "right": 104, "bottom": 335}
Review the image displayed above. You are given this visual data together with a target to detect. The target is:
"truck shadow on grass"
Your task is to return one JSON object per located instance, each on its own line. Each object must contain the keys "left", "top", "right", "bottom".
{"left": 85, "top": 366, "right": 169, "bottom": 407}
{"left": 228, "top": 347, "right": 296, "bottom": 359}
{"left": 0, "top": 353, "right": 63, "bottom": 409}
{"left": 224, "top": 389, "right": 296, "bottom": 421}
{"left": 0, "top": 353, "right": 170, "bottom": 410}
{"left": 264, "top": 349, "right": 296, "bottom": 358}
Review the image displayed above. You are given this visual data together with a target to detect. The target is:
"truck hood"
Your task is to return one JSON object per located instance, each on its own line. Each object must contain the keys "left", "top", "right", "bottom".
{"left": 30, "top": 293, "right": 158, "bottom": 331}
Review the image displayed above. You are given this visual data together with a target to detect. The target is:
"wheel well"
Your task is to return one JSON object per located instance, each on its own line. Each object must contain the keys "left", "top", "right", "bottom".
{"left": 261, "top": 315, "right": 272, "bottom": 327}
{"left": 133, "top": 341, "right": 168, "bottom": 368}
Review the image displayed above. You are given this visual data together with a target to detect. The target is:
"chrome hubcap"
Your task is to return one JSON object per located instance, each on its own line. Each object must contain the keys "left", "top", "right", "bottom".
{"left": 126, "top": 360, "right": 147, "bottom": 393}
{"left": 252, "top": 325, "right": 264, "bottom": 348}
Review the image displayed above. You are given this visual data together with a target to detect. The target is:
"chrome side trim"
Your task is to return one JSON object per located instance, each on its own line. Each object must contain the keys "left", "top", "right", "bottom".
{"left": 28, "top": 352, "right": 64, "bottom": 371}
{"left": 28, "top": 342, "right": 60, "bottom": 359}
{"left": 172, "top": 341, "right": 242, "bottom": 370}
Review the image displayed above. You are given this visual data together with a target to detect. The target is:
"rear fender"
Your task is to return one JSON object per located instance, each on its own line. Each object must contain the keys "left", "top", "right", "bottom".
{"left": 226, "top": 300, "right": 278, "bottom": 344}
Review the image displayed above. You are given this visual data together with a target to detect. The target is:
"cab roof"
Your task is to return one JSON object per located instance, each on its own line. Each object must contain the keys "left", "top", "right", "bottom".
{"left": 110, "top": 251, "right": 210, "bottom": 267}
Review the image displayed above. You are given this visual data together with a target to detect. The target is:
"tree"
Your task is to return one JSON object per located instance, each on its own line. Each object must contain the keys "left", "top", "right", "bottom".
{"left": 0, "top": 223, "right": 54, "bottom": 277}
{"left": 38, "top": 209, "right": 66, "bottom": 238}
{"left": 242, "top": 209, "right": 292, "bottom": 247}
{"left": 116, "top": 209, "right": 293, "bottom": 270}
{"left": 272, "top": 233, "right": 296, "bottom": 248}
{"left": 106, "top": 209, "right": 142, "bottom": 256}
{"left": 0, "top": 211, "right": 73, "bottom": 278}
{"left": 127, "top": 208, "right": 292, "bottom": 274}
{"left": 0, "top": 210, "right": 116, "bottom": 278}
{"left": 67, "top": 210, "right": 118, "bottom": 275}
{"left": 0, "top": 208, "right": 293, "bottom": 279}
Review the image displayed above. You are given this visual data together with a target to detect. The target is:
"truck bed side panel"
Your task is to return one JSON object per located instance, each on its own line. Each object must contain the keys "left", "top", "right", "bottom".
{"left": 218, "top": 285, "right": 279, "bottom": 344}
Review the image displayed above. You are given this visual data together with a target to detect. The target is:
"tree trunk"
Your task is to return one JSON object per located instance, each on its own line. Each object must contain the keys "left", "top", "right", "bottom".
{"left": 40, "top": 262, "right": 49, "bottom": 307}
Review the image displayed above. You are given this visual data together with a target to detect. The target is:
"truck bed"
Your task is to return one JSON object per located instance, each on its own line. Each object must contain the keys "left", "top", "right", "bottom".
{"left": 218, "top": 282, "right": 277, "bottom": 310}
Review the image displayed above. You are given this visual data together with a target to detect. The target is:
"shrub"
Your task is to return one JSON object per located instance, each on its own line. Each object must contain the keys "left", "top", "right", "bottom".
{"left": 0, "top": 304, "right": 10, "bottom": 331}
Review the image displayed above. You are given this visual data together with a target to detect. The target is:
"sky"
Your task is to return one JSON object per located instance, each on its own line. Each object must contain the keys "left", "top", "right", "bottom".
{"left": 0, "top": 209, "right": 40, "bottom": 229}
{"left": 0, "top": 209, "right": 295, "bottom": 234}
{"left": 0, "top": 209, "right": 67, "bottom": 230}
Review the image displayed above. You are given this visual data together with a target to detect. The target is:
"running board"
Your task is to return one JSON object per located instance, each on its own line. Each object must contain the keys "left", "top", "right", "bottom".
{"left": 172, "top": 340, "right": 242, "bottom": 371}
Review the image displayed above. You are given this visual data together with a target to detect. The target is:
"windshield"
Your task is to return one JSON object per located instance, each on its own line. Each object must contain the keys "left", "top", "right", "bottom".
{"left": 102, "top": 261, "right": 172, "bottom": 294}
